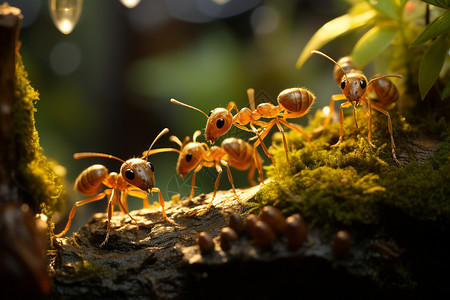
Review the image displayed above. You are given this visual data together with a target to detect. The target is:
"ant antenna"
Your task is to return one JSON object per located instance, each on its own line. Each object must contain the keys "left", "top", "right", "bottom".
{"left": 193, "top": 130, "right": 202, "bottom": 143}
{"left": 171, "top": 98, "right": 210, "bottom": 119}
{"left": 74, "top": 152, "right": 133, "bottom": 169}
{"left": 169, "top": 135, "right": 183, "bottom": 147}
{"left": 144, "top": 128, "right": 170, "bottom": 161}
{"left": 311, "top": 50, "right": 348, "bottom": 82}
{"left": 368, "top": 74, "right": 403, "bottom": 86}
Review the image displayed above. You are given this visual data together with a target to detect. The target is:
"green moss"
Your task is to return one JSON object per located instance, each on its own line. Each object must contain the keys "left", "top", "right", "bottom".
{"left": 255, "top": 105, "right": 450, "bottom": 228}
{"left": 72, "top": 256, "right": 113, "bottom": 280}
{"left": 12, "top": 55, "right": 65, "bottom": 221}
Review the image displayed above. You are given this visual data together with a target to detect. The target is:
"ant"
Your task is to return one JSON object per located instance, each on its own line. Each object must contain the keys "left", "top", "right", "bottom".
{"left": 311, "top": 50, "right": 402, "bottom": 164}
{"left": 171, "top": 87, "right": 315, "bottom": 169}
{"left": 144, "top": 130, "right": 263, "bottom": 212}
{"left": 54, "top": 128, "right": 177, "bottom": 247}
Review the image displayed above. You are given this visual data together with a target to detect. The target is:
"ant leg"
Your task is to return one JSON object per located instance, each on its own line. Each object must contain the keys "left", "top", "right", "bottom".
{"left": 189, "top": 164, "right": 203, "bottom": 201}
{"left": 227, "top": 101, "right": 240, "bottom": 114}
{"left": 208, "top": 164, "right": 223, "bottom": 211}
{"left": 128, "top": 187, "right": 150, "bottom": 209}
{"left": 366, "top": 99, "right": 376, "bottom": 148}
{"left": 274, "top": 119, "right": 290, "bottom": 164}
{"left": 279, "top": 118, "right": 314, "bottom": 148}
{"left": 119, "top": 190, "right": 139, "bottom": 230}
{"left": 151, "top": 187, "right": 178, "bottom": 225}
{"left": 222, "top": 160, "right": 241, "bottom": 204}
{"left": 331, "top": 101, "right": 352, "bottom": 148}
{"left": 253, "top": 149, "right": 264, "bottom": 185}
{"left": 314, "top": 94, "right": 346, "bottom": 135}
{"left": 252, "top": 120, "right": 278, "bottom": 172}
{"left": 247, "top": 161, "right": 257, "bottom": 186}
{"left": 372, "top": 103, "right": 401, "bottom": 165}
{"left": 54, "top": 191, "right": 108, "bottom": 238}
{"left": 118, "top": 189, "right": 129, "bottom": 213}
{"left": 247, "top": 88, "right": 256, "bottom": 111}
{"left": 100, "top": 189, "right": 117, "bottom": 247}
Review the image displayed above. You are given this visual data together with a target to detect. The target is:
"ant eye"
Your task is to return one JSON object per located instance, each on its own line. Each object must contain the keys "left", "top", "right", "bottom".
{"left": 216, "top": 118, "right": 225, "bottom": 129}
{"left": 125, "top": 169, "right": 135, "bottom": 180}
{"left": 340, "top": 79, "right": 346, "bottom": 90}
{"left": 360, "top": 79, "right": 367, "bottom": 89}
{"left": 185, "top": 153, "right": 193, "bottom": 163}
{"left": 147, "top": 162, "right": 154, "bottom": 172}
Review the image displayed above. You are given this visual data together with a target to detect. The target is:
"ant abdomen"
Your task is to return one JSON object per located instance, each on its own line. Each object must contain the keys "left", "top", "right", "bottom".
{"left": 74, "top": 164, "right": 108, "bottom": 196}
{"left": 277, "top": 87, "right": 315, "bottom": 116}
{"left": 221, "top": 138, "right": 254, "bottom": 169}
{"left": 371, "top": 75, "right": 399, "bottom": 107}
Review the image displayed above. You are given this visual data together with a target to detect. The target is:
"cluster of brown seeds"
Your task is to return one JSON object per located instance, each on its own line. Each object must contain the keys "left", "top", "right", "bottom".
{"left": 197, "top": 206, "right": 308, "bottom": 254}
{"left": 197, "top": 207, "right": 353, "bottom": 259}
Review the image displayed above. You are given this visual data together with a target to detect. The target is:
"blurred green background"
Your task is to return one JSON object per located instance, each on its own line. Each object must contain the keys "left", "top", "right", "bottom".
{"left": 9, "top": 0, "right": 354, "bottom": 233}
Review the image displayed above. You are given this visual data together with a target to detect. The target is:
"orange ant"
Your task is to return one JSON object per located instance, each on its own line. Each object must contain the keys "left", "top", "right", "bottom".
{"left": 311, "top": 50, "right": 402, "bottom": 164}
{"left": 144, "top": 131, "right": 263, "bottom": 212}
{"left": 54, "top": 128, "right": 177, "bottom": 247}
{"left": 171, "top": 87, "right": 315, "bottom": 170}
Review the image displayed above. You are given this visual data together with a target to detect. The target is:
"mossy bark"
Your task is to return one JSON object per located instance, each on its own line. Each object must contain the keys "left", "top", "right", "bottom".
{"left": 0, "top": 4, "right": 53, "bottom": 298}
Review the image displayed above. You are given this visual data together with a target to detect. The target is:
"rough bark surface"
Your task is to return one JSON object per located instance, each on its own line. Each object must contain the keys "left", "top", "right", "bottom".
{"left": 49, "top": 185, "right": 261, "bottom": 299}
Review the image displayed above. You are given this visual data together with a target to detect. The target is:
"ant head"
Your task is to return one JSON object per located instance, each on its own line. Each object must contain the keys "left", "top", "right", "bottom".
{"left": 339, "top": 73, "right": 368, "bottom": 105}
{"left": 312, "top": 50, "right": 368, "bottom": 105}
{"left": 205, "top": 108, "right": 233, "bottom": 143}
{"left": 120, "top": 158, "right": 155, "bottom": 192}
{"left": 171, "top": 98, "right": 232, "bottom": 144}
{"left": 176, "top": 142, "right": 208, "bottom": 178}
{"left": 170, "top": 130, "right": 209, "bottom": 178}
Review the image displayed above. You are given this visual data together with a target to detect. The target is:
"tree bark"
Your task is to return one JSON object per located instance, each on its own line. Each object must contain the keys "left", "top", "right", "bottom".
{"left": 0, "top": 4, "right": 50, "bottom": 298}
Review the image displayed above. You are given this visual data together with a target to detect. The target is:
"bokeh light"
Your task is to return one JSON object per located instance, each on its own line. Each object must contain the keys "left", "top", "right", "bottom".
{"left": 49, "top": 41, "right": 82, "bottom": 76}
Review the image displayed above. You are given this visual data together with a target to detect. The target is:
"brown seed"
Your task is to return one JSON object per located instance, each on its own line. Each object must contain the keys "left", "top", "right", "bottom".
{"left": 285, "top": 213, "right": 307, "bottom": 250}
{"left": 245, "top": 214, "right": 259, "bottom": 234}
{"left": 260, "top": 206, "right": 286, "bottom": 235}
{"left": 228, "top": 214, "right": 245, "bottom": 234}
{"left": 332, "top": 230, "right": 352, "bottom": 258}
{"left": 248, "top": 220, "right": 277, "bottom": 247}
{"left": 197, "top": 232, "right": 214, "bottom": 255}
{"left": 220, "top": 227, "right": 239, "bottom": 251}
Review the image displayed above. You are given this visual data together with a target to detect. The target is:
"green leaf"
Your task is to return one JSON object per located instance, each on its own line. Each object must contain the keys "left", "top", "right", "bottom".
{"left": 418, "top": 35, "right": 448, "bottom": 99}
{"left": 442, "top": 81, "right": 450, "bottom": 99}
{"left": 420, "top": 0, "right": 450, "bottom": 9}
{"left": 351, "top": 26, "right": 399, "bottom": 68}
{"left": 296, "top": 10, "right": 376, "bottom": 69}
{"left": 366, "top": 0, "right": 398, "bottom": 19}
{"left": 413, "top": 10, "right": 450, "bottom": 44}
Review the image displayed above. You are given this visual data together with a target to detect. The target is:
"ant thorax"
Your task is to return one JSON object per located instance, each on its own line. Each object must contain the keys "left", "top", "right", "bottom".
{"left": 208, "top": 145, "right": 226, "bottom": 162}
{"left": 256, "top": 103, "right": 279, "bottom": 118}
{"left": 233, "top": 107, "right": 255, "bottom": 125}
